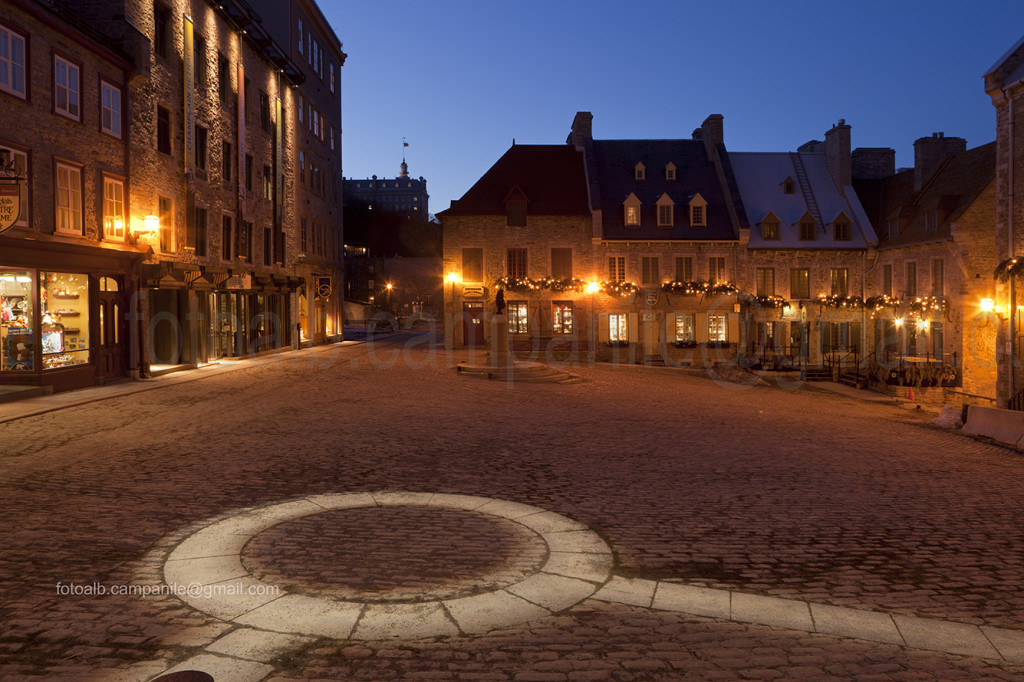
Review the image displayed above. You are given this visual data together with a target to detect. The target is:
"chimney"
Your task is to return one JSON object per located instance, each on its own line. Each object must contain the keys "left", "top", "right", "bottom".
{"left": 568, "top": 111, "right": 593, "bottom": 149}
{"left": 824, "top": 119, "right": 851, "bottom": 190}
{"left": 913, "top": 132, "right": 966, "bottom": 191}
{"left": 851, "top": 147, "right": 896, "bottom": 180}
{"left": 700, "top": 114, "right": 724, "bottom": 155}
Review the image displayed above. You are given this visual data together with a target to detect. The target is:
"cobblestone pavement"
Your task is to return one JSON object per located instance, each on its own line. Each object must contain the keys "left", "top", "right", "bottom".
{"left": 1, "top": 334, "right": 1024, "bottom": 680}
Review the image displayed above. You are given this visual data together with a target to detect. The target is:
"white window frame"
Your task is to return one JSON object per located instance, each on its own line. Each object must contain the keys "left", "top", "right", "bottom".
{"left": 0, "top": 24, "right": 27, "bottom": 99}
{"left": 102, "top": 177, "right": 125, "bottom": 240}
{"left": 708, "top": 313, "right": 728, "bottom": 343}
{"left": 56, "top": 162, "right": 82, "bottom": 235}
{"left": 508, "top": 301, "right": 529, "bottom": 334}
{"left": 54, "top": 55, "right": 81, "bottom": 120}
{"left": 675, "top": 313, "right": 695, "bottom": 342}
{"left": 609, "top": 313, "right": 628, "bottom": 343}
{"left": 101, "top": 81, "right": 122, "bottom": 138}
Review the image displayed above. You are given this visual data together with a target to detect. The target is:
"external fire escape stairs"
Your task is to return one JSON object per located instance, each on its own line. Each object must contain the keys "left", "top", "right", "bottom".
{"left": 789, "top": 153, "right": 826, "bottom": 234}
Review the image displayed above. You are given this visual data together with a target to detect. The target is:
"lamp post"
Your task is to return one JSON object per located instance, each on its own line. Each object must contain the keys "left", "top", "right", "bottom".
{"left": 447, "top": 271, "right": 460, "bottom": 349}
{"left": 587, "top": 281, "right": 600, "bottom": 364}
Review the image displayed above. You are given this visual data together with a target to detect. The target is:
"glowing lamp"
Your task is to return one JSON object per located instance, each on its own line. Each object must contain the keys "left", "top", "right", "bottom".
{"left": 894, "top": 317, "right": 904, "bottom": 328}
{"left": 586, "top": 281, "right": 600, "bottom": 294}
{"left": 916, "top": 319, "right": 929, "bottom": 331}
{"left": 980, "top": 298, "right": 995, "bottom": 313}
{"left": 446, "top": 272, "right": 461, "bottom": 285}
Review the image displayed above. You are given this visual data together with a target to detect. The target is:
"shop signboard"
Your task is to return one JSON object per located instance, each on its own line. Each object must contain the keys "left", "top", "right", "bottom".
{"left": 0, "top": 182, "right": 20, "bottom": 234}
{"left": 316, "top": 276, "right": 332, "bottom": 298}
{"left": 5, "top": 327, "right": 32, "bottom": 370}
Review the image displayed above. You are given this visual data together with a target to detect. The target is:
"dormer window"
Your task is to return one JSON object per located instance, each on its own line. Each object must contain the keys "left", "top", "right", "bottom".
{"left": 925, "top": 210, "right": 938, "bottom": 231}
{"left": 656, "top": 194, "right": 674, "bottom": 227}
{"left": 623, "top": 192, "right": 641, "bottom": 227}
{"left": 665, "top": 163, "right": 676, "bottom": 181}
{"left": 688, "top": 193, "right": 707, "bottom": 227}
{"left": 782, "top": 177, "right": 796, "bottom": 194}
{"left": 634, "top": 162, "right": 646, "bottom": 181}
{"left": 761, "top": 215, "right": 780, "bottom": 240}
{"left": 799, "top": 220, "right": 816, "bottom": 241}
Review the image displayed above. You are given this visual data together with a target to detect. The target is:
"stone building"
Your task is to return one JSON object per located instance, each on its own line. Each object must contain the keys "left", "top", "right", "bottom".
{"left": 60, "top": 0, "right": 344, "bottom": 368}
{"left": 855, "top": 136, "right": 996, "bottom": 400}
{"left": 0, "top": 0, "right": 147, "bottom": 393}
{"left": 985, "top": 35, "right": 1024, "bottom": 407}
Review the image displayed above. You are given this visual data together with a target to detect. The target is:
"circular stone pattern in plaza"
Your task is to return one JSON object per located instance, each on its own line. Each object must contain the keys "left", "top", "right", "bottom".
{"left": 159, "top": 492, "right": 614, "bottom": 640}
{"left": 241, "top": 505, "right": 549, "bottom": 602}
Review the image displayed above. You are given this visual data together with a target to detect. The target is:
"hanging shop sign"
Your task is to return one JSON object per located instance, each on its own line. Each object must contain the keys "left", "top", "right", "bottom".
{"left": 0, "top": 182, "right": 21, "bottom": 234}
{"left": 317, "top": 276, "right": 332, "bottom": 298}
{"left": 644, "top": 291, "right": 659, "bottom": 306}
{"left": 462, "top": 285, "right": 485, "bottom": 298}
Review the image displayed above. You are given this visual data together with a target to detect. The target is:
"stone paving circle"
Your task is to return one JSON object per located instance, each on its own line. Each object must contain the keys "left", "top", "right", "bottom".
{"left": 159, "top": 491, "right": 614, "bottom": 639}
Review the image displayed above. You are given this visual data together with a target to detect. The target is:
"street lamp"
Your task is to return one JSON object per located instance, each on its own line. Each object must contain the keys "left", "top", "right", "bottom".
{"left": 385, "top": 282, "right": 393, "bottom": 312}
{"left": 587, "top": 281, "right": 599, "bottom": 362}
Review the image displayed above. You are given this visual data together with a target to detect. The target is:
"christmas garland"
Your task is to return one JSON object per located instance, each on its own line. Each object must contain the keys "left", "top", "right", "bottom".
{"left": 816, "top": 294, "right": 864, "bottom": 309}
{"left": 994, "top": 257, "right": 1024, "bottom": 281}
{"left": 601, "top": 281, "right": 639, "bottom": 297}
{"left": 907, "top": 296, "right": 947, "bottom": 315}
{"left": 660, "top": 280, "right": 740, "bottom": 296}
{"left": 493, "top": 276, "right": 587, "bottom": 293}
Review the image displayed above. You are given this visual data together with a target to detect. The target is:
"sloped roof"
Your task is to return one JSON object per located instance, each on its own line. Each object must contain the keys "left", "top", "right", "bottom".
{"left": 586, "top": 139, "right": 746, "bottom": 240}
{"left": 440, "top": 145, "right": 589, "bottom": 217}
{"left": 731, "top": 152, "right": 875, "bottom": 248}
{"left": 869, "top": 141, "right": 995, "bottom": 248}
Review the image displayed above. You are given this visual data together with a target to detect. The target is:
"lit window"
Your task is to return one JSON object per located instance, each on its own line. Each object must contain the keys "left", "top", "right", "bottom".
{"left": 0, "top": 24, "right": 27, "bottom": 98}
{"left": 609, "top": 314, "right": 628, "bottom": 342}
{"left": 708, "top": 314, "right": 728, "bottom": 343}
{"left": 158, "top": 196, "right": 173, "bottom": 252}
{"left": 675, "top": 314, "right": 694, "bottom": 342}
{"left": 508, "top": 302, "right": 529, "bottom": 334}
{"left": 761, "top": 220, "right": 779, "bottom": 240}
{"left": 790, "top": 268, "right": 810, "bottom": 299}
{"left": 100, "top": 82, "right": 122, "bottom": 137}
{"left": 625, "top": 205, "right": 640, "bottom": 226}
{"left": 830, "top": 268, "right": 848, "bottom": 296}
{"left": 708, "top": 257, "right": 726, "bottom": 283}
{"left": 103, "top": 178, "right": 125, "bottom": 240}
{"left": 56, "top": 163, "right": 82, "bottom": 234}
{"left": 54, "top": 55, "right": 80, "bottom": 120}
{"left": 553, "top": 302, "right": 573, "bottom": 334}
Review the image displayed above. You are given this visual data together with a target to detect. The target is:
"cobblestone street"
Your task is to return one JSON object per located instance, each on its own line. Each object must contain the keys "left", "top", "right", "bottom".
{"left": 1, "top": 334, "right": 1024, "bottom": 680}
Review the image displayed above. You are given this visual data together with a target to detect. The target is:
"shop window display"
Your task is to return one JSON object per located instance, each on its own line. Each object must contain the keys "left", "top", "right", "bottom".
{"left": 1, "top": 271, "right": 35, "bottom": 371}
{"left": 40, "top": 272, "right": 89, "bottom": 369}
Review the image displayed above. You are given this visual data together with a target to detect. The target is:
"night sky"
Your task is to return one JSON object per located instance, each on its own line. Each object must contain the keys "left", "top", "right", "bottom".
{"left": 328, "top": 0, "right": 1024, "bottom": 213}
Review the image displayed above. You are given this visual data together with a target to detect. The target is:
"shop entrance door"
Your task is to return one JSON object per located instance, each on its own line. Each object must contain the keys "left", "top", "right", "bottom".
{"left": 95, "top": 277, "right": 127, "bottom": 381}
{"left": 462, "top": 302, "right": 485, "bottom": 348}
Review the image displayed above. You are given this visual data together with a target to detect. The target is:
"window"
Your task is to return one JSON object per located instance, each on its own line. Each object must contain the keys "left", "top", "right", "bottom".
{"left": 887, "top": 218, "right": 899, "bottom": 238}
{"left": 830, "top": 268, "right": 848, "bottom": 296}
{"left": 158, "top": 196, "right": 173, "bottom": 252}
{"left": 883, "top": 264, "right": 892, "bottom": 297}
{"left": 298, "top": 95, "right": 304, "bottom": 125}
{"left": 932, "top": 322, "right": 943, "bottom": 361}
{"left": 154, "top": 3, "right": 171, "bottom": 60}
{"left": 790, "top": 268, "right": 810, "bottom": 299}
{"left": 462, "top": 247, "right": 483, "bottom": 282}
{"left": 157, "top": 105, "right": 171, "bottom": 154}
{"left": 932, "top": 260, "right": 944, "bottom": 296}
{"left": 100, "top": 82, "right": 122, "bottom": 137}
{"left": 761, "top": 220, "right": 780, "bottom": 240}
{"left": 641, "top": 256, "right": 659, "bottom": 286}
{"left": 634, "top": 163, "right": 645, "bottom": 181}
{"left": 508, "top": 302, "right": 528, "bottom": 334}
{"left": 609, "top": 314, "right": 628, "bottom": 343}
{"left": 1, "top": 146, "right": 29, "bottom": 227}
{"left": 756, "top": 268, "right": 774, "bottom": 296}
{"left": 665, "top": 163, "right": 676, "bottom": 181}
{"left": 675, "top": 256, "right": 692, "bottom": 282}
{"left": 925, "top": 211, "right": 938, "bottom": 231}
{"left": 193, "top": 31, "right": 206, "bottom": 87}
{"left": 221, "top": 215, "right": 233, "bottom": 260}
{"left": 222, "top": 141, "right": 232, "bottom": 184}
{"left": 259, "top": 91, "right": 270, "bottom": 133}
{"left": 657, "top": 203, "right": 674, "bottom": 227}
{"left": 192, "top": 207, "right": 208, "bottom": 256}
{"left": 906, "top": 262, "right": 917, "bottom": 297}
{"left": 195, "top": 126, "right": 208, "bottom": 172}
{"left": 799, "top": 220, "right": 816, "bottom": 241}
{"left": 298, "top": 18, "right": 304, "bottom": 55}
{"left": 675, "top": 314, "right": 695, "bottom": 342}
{"left": 263, "top": 165, "right": 272, "bottom": 200}
{"left": 783, "top": 178, "right": 795, "bottom": 194}
{"left": 54, "top": 55, "right": 80, "bottom": 120}
{"left": 0, "top": 25, "right": 26, "bottom": 98}
{"left": 834, "top": 220, "right": 851, "bottom": 241}
{"left": 708, "top": 257, "right": 726, "bottom": 283}
{"left": 243, "top": 77, "right": 252, "bottom": 122}
{"left": 298, "top": 150, "right": 305, "bottom": 184}
{"left": 330, "top": 64, "right": 335, "bottom": 93}
{"left": 217, "top": 53, "right": 230, "bottom": 104}
{"left": 551, "top": 248, "right": 572, "bottom": 280}
{"left": 708, "top": 314, "right": 728, "bottom": 343}
{"left": 553, "top": 302, "right": 573, "bottom": 335}
{"left": 245, "top": 154, "right": 253, "bottom": 191}
{"left": 507, "top": 247, "right": 527, "bottom": 279}
{"left": 102, "top": 178, "right": 125, "bottom": 240}
{"left": 263, "top": 226, "right": 272, "bottom": 265}
{"left": 690, "top": 204, "right": 705, "bottom": 226}
{"left": 241, "top": 221, "right": 253, "bottom": 261}
{"left": 55, "top": 163, "right": 82, "bottom": 234}
{"left": 507, "top": 199, "right": 526, "bottom": 226}
{"left": 40, "top": 272, "right": 89, "bottom": 369}
{"left": 300, "top": 217, "right": 307, "bottom": 253}
{"left": 625, "top": 205, "right": 640, "bottom": 226}
{"left": 608, "top": 256, "right": 626, "bottom": 283}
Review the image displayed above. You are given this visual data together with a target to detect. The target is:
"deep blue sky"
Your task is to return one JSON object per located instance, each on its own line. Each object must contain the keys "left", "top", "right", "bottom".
{"left": 326, "top": 0, "right": 1024, "bottom": 216}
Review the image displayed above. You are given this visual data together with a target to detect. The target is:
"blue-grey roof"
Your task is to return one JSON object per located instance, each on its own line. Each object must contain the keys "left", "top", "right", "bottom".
{"left": 730, "top": 152, "right": 876, "bottom": 249}
{"left": 587, "top": 139, "right": 746, "bottom": 240}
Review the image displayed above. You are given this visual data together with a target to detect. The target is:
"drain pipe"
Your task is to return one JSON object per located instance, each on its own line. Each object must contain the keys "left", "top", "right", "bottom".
{"left": 1008, "top": 87, "right": 1016, "bottom": 403}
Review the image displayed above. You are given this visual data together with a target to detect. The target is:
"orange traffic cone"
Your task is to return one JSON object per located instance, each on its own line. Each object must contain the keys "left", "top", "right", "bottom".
{"left": 908, "top": 386, "right": 915, "bottom": 402}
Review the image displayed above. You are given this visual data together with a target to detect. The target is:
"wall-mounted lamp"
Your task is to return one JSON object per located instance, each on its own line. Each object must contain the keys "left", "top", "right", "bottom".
{"left": 894, "top": 317, "right": 904, "bottom": 328}
{"left": 980, "top": 298, "right": 995, "bottom": 313}
{"left": 586, "top": 281, "right": 600, "bottom": 294}
{"left": 446, "top": 271, "right": 461, "bottom": 285}
{"left": 131, "top": 214, "right": 159, "bottom": 237}
{"left": 916, "top": 319, "right": 929, "bottom": 331}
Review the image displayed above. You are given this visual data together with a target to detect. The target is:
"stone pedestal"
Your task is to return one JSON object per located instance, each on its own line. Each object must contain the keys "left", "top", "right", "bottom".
{"left": 490, "top": 314, "right": 511, "bottom": 369}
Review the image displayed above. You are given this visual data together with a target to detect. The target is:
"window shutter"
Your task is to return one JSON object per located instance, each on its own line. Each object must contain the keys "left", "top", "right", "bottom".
{"left": 628, "top": 313, "right": 638, "bottom": 344}
{"left": 851, "top": 321, "right": 861, "bottom": 353}
{"left": 696, "top": 313, "right": 707, "bottom": 343}
{"left": 599, "top": 314, "right": 610, "bottom": 342}
{"left": 728, "top": 314, "right": 739, "bottom": 344}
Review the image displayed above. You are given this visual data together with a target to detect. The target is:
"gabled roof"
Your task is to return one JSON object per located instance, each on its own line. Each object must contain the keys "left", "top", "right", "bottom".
{"left": 440, "top": 145, "right": 589, "bottom": 217}
{"left": 730, "top": 152, "right": 875, "bottom": 249}
{"left": 867, "top": 141, "right": 995, "bottom": 248}
{"left": 586, "top": 139, "right": 746, "bottom": 240}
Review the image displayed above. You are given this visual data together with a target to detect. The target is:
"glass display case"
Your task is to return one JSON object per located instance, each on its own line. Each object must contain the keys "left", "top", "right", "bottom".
{"left": 0, "top": 270, "right": 34, "bottom": 371}
{"left": 40, "top": 272, "right": 89, "bottom": 369}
